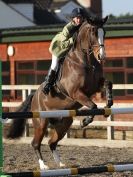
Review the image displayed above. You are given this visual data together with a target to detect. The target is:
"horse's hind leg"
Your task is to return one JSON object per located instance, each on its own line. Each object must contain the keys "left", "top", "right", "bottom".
{"left": 104, "top": 80, "right": 113, "bottom": 108}
{"left": 48, "top": 117, "right": 73, "bottom": 167}
{"left": 31, "top": 119, "right": 49, "bottom": 170}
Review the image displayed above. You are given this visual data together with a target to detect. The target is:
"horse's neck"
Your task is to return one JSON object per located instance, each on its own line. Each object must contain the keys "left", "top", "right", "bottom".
{"left": 67, "top": 48, "right": 87, "bottom": 66}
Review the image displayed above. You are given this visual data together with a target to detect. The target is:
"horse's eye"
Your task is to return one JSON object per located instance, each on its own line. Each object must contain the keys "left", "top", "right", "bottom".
{"left": 91, "top": 27, "right": 96, "bottom": 35}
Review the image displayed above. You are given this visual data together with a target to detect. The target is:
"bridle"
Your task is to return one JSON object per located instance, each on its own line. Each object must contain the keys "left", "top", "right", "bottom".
{"left": 88, "top": 44, "right": 105, "bottom": 56}
{"left": 79, "top": 25, "right": 105, "bottom": 61}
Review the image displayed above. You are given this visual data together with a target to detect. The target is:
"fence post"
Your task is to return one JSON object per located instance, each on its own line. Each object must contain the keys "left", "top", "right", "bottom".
{"left": 107, "top": 115, "right": 114, "bottom": 140}
{"left": 22, "top": 89, "right": 26, "bottom": 101}
{"left": 28, "top": 89, "right": 31, "bottom": 95}
{"left": 22, "top": 89, "right": 29, "bottom": 137}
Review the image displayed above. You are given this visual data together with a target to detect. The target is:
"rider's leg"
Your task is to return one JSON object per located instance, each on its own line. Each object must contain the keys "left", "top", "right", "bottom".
{"left": 43, "top": 55, "right": 58, "bottom": 94}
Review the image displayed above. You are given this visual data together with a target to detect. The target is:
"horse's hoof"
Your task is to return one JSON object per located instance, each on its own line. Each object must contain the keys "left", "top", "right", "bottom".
{"left": 59, "top": 162, "right": 65, "bottom": 168}
{"left": 40, "top": 164, "right": 49, "bottom": 170}
{"left": 81, "top": 117, "right": 93, "bottom": 128}
{"left": 39, "top": 159, "right": 49, "bottom": 170}
{"left": 41, "top": 164, "right": 49, "bottom": 170}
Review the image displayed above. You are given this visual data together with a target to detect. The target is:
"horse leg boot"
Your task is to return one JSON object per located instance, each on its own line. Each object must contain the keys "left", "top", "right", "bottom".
{"left": 104, "top": 80, "right": 113, "bottom": 108}
{"left": 31, "top": 128, "right": 49, "bottom": 170}
{"left": 71, "top": 89, "right": 97, "bottom": 128}
{"left": 43, "top": 69, "right": 56, "bottom": 94}
{"left": 81, "top": 104, "right": 97, "bottom": 128}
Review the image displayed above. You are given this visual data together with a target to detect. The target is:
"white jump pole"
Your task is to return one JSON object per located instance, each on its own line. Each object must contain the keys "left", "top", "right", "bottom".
{"left": 2, "top": 107, "right": 133, "bottom": 120}
{"left": 6, "top": 164, "right": 133, "bottom": 177}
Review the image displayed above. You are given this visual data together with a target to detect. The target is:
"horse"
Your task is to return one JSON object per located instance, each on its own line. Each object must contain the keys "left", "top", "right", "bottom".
{"left": 7, "top": 16, "right": 113, "bottom": 170}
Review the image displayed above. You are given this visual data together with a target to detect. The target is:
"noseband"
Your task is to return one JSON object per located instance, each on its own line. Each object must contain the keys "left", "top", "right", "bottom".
{"left": 89, "top": 44, "right": 105, "bottom": 56}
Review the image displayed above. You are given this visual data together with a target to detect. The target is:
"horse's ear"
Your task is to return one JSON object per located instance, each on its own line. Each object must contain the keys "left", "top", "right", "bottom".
{"left": 87, "top": 15, "right": 108, "bottom": 26}
{"left": 102, "top": 16, "right": 108, "bottom": 25}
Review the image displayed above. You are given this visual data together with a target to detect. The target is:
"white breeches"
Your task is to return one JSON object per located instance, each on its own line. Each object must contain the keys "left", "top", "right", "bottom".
{"left": 50, "top": 55, "right": 59, "bottom": 71}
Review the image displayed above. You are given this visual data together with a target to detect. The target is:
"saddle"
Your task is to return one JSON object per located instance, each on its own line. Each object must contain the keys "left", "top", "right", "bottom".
{"left": 56, "top": 57, "right": 65, "bottom": 83}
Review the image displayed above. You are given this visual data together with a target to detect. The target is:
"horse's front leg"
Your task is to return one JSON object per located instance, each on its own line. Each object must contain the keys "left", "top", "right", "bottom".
{"left": 31, "top": 119, "right": 49, "bottom": 170}
{"left": 72, "top": 90, "right": 97, "bottom": 128}
{"left": 48, "top": 117, "right": 73, "bottom": 167}
{"left": 104, "top": 80, "right": 113, "bottom": 108}
{"left": 81, "top": 106, "right": 97, "bottom": 128}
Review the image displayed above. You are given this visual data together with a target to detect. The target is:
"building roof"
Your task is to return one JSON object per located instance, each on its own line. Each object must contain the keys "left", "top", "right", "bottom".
{"left": 55, "top": 1, "right": 80, "bottom": 22}
{"left": 0, "top": 1, "right": 35, "bottom": 29}
{"left": 0, "top": 19, "right": 133, "bottom": 43}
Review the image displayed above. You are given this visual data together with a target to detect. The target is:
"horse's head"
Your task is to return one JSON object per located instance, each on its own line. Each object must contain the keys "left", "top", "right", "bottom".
{"left": 77, "top": 16, "right": 108, "bottom": 63}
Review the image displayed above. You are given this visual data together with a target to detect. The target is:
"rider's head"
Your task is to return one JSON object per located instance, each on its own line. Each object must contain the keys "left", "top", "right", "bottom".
{"left": 71, "top": 8, "right": 84, "bottom": 26}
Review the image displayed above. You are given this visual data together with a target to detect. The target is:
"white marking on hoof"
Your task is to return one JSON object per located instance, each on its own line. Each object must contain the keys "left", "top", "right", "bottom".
{"left": 59, "top": 162, "right": 65, "bottom": 168}
{"left": 39, "top": 159, "right": 49, "bottom": 170}
{"left": 52, "top": 150, "right": 65, "bottom": 167}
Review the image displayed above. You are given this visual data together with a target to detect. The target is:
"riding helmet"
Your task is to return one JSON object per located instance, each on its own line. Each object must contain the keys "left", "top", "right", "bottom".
{"left": 71, "top": 8, "right": 84, "bottom": 18}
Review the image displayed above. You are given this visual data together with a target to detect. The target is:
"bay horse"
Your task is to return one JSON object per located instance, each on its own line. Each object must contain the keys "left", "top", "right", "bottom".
{"left": 7, "top": 16, "right": 113, "bottom": 170}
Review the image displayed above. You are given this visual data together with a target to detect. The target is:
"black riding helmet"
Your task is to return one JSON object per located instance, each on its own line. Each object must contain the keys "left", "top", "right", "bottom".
{"left": 71, "top": 8, "right": 85, "bottom": 18}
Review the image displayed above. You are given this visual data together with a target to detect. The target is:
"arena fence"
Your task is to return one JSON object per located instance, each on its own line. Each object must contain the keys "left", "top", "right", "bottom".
{"left": 2, "top": 84, "right": 133, "bottom": 139}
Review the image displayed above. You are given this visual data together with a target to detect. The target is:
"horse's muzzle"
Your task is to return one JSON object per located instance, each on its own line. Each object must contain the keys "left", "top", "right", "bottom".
{"left": 98, "top": 49, "right": 106, "bottom": 61}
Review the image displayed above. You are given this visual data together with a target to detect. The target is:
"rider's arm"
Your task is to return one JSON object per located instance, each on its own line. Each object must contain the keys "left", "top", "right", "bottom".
{"left": 60, "top": 22, "right": 76, "bottom": 49}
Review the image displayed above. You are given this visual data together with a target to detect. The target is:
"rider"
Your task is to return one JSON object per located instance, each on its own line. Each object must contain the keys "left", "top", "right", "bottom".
{"left": 43, "top": 7, "right": 85, "bottom": 94}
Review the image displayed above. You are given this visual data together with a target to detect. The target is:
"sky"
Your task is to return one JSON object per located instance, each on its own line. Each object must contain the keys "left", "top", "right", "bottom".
{"left": 102, "top": 0, "right": 133, "bottom": 17}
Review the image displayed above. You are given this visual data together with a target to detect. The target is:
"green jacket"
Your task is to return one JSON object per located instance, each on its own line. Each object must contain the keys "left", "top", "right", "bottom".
{"left": 49, "top": 21, "right": 79, "bottom": 58}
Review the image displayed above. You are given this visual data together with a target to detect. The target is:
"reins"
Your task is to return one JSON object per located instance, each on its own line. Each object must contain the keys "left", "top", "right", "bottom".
{"left": 88, "top": 44, "right": 105, "bottom": 56}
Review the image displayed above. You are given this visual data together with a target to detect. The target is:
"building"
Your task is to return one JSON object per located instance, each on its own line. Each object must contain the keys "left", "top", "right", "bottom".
{"left": 2, "top": 0, "right": 102, "bottom": 25}
{"left": 1, "top": 19, "right": 133, "bottom": 101}
{"left": 0, "top": 0, "right": 133, "bottom": 101}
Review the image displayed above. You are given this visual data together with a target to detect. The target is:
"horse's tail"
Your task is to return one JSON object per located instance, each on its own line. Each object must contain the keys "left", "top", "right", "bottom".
{"left": 6, "top": 93, "right": 34, "bottom": 139}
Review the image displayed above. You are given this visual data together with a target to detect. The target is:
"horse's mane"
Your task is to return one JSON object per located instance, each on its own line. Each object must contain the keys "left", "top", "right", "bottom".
{"left": 71, "top": 21, "right": 90, "bottom": 50}
{"left": 79, "top": 20, "right": 90, "bottom": 31}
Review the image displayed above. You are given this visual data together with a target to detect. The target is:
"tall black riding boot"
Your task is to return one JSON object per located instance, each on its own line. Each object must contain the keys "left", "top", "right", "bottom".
{"left": 43, "top": 69, "right": 56, "bottom": 94}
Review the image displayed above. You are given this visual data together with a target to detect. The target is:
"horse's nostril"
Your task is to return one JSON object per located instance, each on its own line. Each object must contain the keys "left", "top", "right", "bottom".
{"left": 98, "top": 54, "right": 101, "bottom": 60}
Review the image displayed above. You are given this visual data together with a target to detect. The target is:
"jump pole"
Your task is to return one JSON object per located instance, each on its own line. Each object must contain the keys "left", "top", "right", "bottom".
{"left": 5, "top": 164, "right": 133, "bottom": 177}
{"left": 0, "top": 60, "right": 11, "bottom": 177}
{"left": 2, "top": 107, "right": 133, "bottom": 120}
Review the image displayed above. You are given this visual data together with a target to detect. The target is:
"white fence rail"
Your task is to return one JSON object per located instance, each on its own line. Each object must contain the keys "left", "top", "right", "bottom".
{"left": 2, "top": 84, "right": 133, "bottom": 140}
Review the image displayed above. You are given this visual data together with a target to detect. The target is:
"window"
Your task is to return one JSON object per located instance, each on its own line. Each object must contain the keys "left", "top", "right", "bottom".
{"left": 127, "top": 73, "right": 133, "bottom": 94}
{"left": 16, "top": 60, "right": 51, "bottom": 97}
{"left": 17, "top": 62, "right": 34, "bottom": 70}
{"left": 105, "top": 59, "right": 123, "bottom": 67}
{"left": 2, "top": 61, "right": 10, "bottom": 97}
{"left": 126, "top": 57, "right": 133, "bottom": 68}
{"left": 37, "top": 60, "right": 50, "bottom": 70}
{"left": 16, "top": 60, "right": 51, "bottom": 85}
{"left": 104, "top": 57, "right": 133, "bottom": 98}
{"left": 105, "top": 72, "right": 125, "bottom": 96}
{"left": 17, "top": 74, "right": 35, "bottom": 84}
{"left": 2, "top": 61, "right": 10, "bottom": 85}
